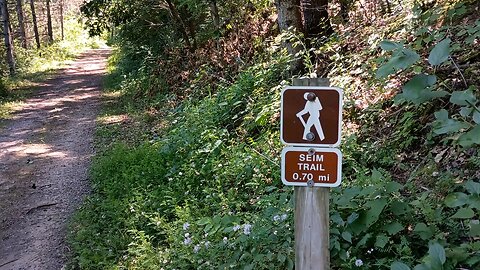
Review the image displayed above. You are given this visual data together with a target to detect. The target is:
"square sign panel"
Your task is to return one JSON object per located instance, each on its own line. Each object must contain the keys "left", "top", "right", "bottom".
{"left": 281, "top": 86, "right": 343, "bottom": 147}
{"left": 281, "top": 147, "right": 342, "bottom": 187}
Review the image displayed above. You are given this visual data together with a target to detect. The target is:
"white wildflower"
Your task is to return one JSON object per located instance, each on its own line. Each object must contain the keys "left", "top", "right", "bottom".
{"left": 183, "top": 222, "right": 190, "bottom": 230}
{"left": 183, "top": 237, "right": 192, "bottom": 245}
{"left": 223, "top": 237, "right": 228, "bottom": 244}
{"left": 243, "top": 224, "right": 252, "bottom": 235}
{"left": 193, "top": 244, "right": 201, "bottom": 253}
{"left": 273, "top": 215, "right": 281, "bottom": 222}
{"left": 355, "top": 259, "right": 363, "bottom": 267}
{"left": 233, "top": 225, "right": 241, "bottom": 231}
{"left": 281, "top": 214, "right": 287, "bottom": 221}
{"left": 205, "top": 241, "right": 210, "bottom": 248}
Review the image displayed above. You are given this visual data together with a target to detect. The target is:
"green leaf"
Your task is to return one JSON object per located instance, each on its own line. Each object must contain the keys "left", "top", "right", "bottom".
{"left": 386, "top": 181, "right": 403, "bottom": 193}
{"left": 380, "top": 40, "right": 402, "bottom": 51}
{"left": 451, "top": 207, "right": 475, "bottom": 219}
{"left": 433, "top": 119, "right": 469, "bottom": 135}
{"left": 450, "top": 90, "right": 477, "bottom": 106}
{"left": 473, "top": 111, "right": 480, "bottom": 124}
{"left": 428, "top": 38, "right": 451, "bottom": 65}
{"left": 435, "top": 109, "right": 449, "bottom": 120}
{"left": 365, "top": 198, "right": 388, "bottom": 226}
{"left": 391, "top": 262, "right": 411, "bottom": 270}
{"left": 356, "top": 233, "right": 371, "bottom": 247}
{"left": 390, "top": 200, "right": 410, "bottom": 215}
{"left": 197, "top": 217, "right": 210, "bottom": 226}
{"left": 376, "top": 49, "right": 420, "bottom": 78}
{"left": 444, "top": 192, "right": 469, "bottom": 207}
{"left": 432, "top": 111, "right": 469, "bottom": 134}
{"left": 413, "top": 264, "right": 430, "bottom": 270}
{"left": 460, "top": 106, "right": 474, "bottom": 117}
{"left": 341, "top": 231, "right": 352, "bottom": 243}
{"left": 467, "top": 196, "right": 480, "bottom": 209}
{"left": 465, "top": 181, "right": 480, "bottom": 195}
{"left": 347, "top": 212, "right": 359, "bottom": 224}
{"left": 399, "top": 74, "right": 446, "bottom": 105}
{"left": 375, "top": 234, "right": 389, "bottom": 248}
{"left": 428, "top": 242, "right": 446, "bottom": 264}
{"left": 384, "top": 221, "right": 404, "bottom": 235}
{"left": 244, "top": 264, "right": 254, "bottom": 270}
{"left": 469, "top": 220, "right": 480, "bottom": 236}
{"left": 458, "top": 125, "right": 480, "bottom": 147}
{"left": 414, "top": 223, "right": 433, "bottom": 240}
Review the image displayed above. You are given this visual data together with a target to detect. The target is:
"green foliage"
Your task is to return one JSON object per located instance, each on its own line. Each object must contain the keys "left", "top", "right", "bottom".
{"left": 69, "top": 1, "right": 480, "bottom": 269}
{"left": 378, "top": 6, "right": 480, "bottom": 148}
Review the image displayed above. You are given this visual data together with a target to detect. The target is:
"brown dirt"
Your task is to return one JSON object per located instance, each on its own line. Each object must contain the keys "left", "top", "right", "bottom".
{"left": 0, "top": 49, "right": 110, "bottom": 270}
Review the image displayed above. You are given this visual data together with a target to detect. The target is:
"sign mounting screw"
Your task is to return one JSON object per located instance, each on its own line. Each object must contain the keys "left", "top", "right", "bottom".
{"left": 307, "top": 180, "right": 314, "bottom": 187}
{"left": 306, "top": 132, "right": 315, "bottom": 141}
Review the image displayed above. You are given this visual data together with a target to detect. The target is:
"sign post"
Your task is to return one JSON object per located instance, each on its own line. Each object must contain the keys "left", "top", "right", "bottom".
{"left": 280, "top": 78, "right": 343, "bottom": 270}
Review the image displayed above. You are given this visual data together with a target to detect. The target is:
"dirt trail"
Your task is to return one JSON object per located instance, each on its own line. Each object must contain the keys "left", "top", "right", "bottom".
{"left": 0, "top": 49, "right": 110, "bottom": 269}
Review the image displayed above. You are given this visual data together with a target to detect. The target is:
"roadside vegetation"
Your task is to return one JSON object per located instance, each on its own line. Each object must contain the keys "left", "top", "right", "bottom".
{"left": 69, "top": 0, "right": 479, "bottom": 269}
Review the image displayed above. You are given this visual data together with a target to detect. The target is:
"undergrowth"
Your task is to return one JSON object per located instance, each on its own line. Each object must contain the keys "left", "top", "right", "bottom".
{"left": 69, "top": 1, "right": 479, "bottom": 269}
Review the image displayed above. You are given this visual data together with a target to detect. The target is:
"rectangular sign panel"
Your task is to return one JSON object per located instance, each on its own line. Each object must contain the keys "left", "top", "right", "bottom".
{"left": 281, "top": 86, "right": 343, "bottom": 147}
{"left": 281, "top": 147, "right": 342, "bottom": 187}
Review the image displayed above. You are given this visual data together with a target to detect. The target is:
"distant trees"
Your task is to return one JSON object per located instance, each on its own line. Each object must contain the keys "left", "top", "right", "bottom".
{"left": 30, "top": 0, "right": 40, "bottom": 48}
{"left": 15, "top": 0, "right": 26, "bottom": 48}
{"left": 46, "top": 0, "right": 53, "bottom": 43}
{"left": 0, "top": 0, "right": 76, "bottom": 77}
{"left": 1, "top": 0, "right": 16, "bottom": 75}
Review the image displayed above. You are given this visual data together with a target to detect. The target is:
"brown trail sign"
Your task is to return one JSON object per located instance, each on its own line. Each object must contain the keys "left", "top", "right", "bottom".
{"left": 281, "top": 147, "right": 342, "bottom": 187}
{"left": 281, "top": 86, "right": 342, "bottom": 147}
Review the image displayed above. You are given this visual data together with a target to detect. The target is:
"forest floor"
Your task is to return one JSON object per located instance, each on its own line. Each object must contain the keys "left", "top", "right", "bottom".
{"left": 0, "top": 49, "right": 110, "bottom": 270}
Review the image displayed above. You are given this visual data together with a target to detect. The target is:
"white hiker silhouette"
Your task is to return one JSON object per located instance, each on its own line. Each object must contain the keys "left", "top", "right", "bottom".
{"left": 296, "top": 93, "right": 325, "bottom": 141}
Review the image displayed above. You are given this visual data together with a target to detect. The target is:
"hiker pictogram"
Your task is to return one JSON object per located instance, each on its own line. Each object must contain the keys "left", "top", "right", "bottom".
{"left": 280, "top": 86, "right": 342, "bottom": 147}
{"left": 296, "top": 93, "right": 325, "bottom": 141}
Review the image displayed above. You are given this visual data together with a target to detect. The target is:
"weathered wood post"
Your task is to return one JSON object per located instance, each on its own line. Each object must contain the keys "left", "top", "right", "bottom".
{"left": 293, "top": 78, "right": 330, "bottom": 270}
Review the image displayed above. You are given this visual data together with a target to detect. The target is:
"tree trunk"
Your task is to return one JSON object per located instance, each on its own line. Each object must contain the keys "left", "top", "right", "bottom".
{"left": 30, "top": 0, "right": 40, "bottom": 48}
{"left": 60, "top": 0, "right": 64, "bottom": 40}
{"left": 1, "top": 0, "right": 16, "bottom": 75}
{"left": 301, "top": 0, "right": 333, "bottom": 38}
{"left": 275, "top": 0, "right": 303, "bottom": 32}
{"left": 46, "top": 0, "right": 53, "bottom": 42}
{"left": 209, "top": 0, "right": 219, "bottom": 30}
{"left": 15, "top": 0, "right": 26, "bottom": 48}
{"left": 274, "top": 0, "right": 303, "bottom": 72}
{"left": 164, "top": 0, "right": 192, "bottom": 50}
{"left": 339, "top": 0, "right": 349, "bottom": 23}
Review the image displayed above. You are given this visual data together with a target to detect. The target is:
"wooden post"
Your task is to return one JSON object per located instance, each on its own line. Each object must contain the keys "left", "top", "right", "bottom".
{"left": 293, "top": 77, "right": 330, "bottom": 270}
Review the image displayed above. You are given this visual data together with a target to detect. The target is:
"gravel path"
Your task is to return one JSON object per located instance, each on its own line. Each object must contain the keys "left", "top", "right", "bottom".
{"left": 0, "top": 49, "right": 110, "bottom": 270}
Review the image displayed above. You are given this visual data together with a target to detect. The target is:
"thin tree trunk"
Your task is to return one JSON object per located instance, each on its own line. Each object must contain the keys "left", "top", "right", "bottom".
{"left": 15, "top": 0, "right": 27, "bottom": 48}
{"left": 1, "top": 0, "right": 16, "bottom": 75}
{"left": 274, "top": 0, "right": 303, "bottom": 72}
{"left": 209, "top": 0, "right": 219, "bottom": 30}
{"left": 164, "top": 0, "right": 192, "bottom": 50}
{"left": 46, "top": 0, "right": 53, "bottom": 42}
{"left": 30, "top": 0, "right": 40, "bottom": 48}
{"left": 60, "top": 0, "right": 64, "bottom": 40}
